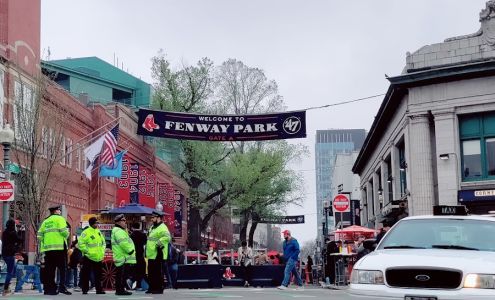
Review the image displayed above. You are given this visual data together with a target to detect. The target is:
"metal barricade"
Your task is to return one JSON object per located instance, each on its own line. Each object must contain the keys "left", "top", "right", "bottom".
{"left": 219, "top": 249, "right": 235, "bottom": 265}
{"left": 333, "top": 254, "right": 357, "bottom": 286}
{"left": 185, "top": 251, "right": 204, "bottom": 265}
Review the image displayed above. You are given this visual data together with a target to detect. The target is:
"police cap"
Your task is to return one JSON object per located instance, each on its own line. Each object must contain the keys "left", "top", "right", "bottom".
{"left": 152, "top": 210, "right": 164, "bottom": 217}
{"left": 48, "top": 204, "right": 62, "bottom": 212}
{"left": 114, "top": 214, "right": 126, "bottom": 222}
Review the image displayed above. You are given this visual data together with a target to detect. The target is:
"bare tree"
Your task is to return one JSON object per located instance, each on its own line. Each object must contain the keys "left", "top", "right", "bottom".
{"left": 300, "top": 240, "right": 317, "bottom": 261}
{"left": 214, "top": 59, "right": 306, "bottom": 246}
{"left": 10, "top": 73, "right": 69, "bottom": 250}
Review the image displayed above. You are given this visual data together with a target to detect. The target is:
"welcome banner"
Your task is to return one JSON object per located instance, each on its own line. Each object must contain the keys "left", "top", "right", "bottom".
{"left": 256, "top": 215, "right": 305, "bottom": 224}
{"left": 136, "top": 109, "right": 306, "bottom": 141}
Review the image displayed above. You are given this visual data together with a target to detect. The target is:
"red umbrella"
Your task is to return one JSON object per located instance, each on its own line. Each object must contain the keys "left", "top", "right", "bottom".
{"left": 334, "top": 225, "right": 378, "bottom": 240}
{"left": 267, "top": 250, "right": 280, "bottom": 256}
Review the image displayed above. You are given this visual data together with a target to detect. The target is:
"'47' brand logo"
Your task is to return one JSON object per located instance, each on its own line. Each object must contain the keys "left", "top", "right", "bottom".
{"left": 283, "top": 116, "right": 302, "bottom": 134}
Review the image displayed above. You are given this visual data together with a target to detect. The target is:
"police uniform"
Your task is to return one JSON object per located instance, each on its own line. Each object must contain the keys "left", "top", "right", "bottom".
{"left": 111, "top": 214, "right": 135, "bottom": 296}
{"left": 146, "top": 210, "right": 171, "bottom": 294}
{"left": 37, "top": 205, "right": 71, "bottom": 295}
{"left": 79, "top": 217, "right": 106, "bottom": 294}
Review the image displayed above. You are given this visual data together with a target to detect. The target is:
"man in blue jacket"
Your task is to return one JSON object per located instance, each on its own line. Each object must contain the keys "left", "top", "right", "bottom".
{"left": 278, "top": 230, "right": 304, "bottom": 290}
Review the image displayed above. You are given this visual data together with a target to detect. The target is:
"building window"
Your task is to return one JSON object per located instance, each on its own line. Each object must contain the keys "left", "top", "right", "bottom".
{"left": 376, "top": 169, "right": 383, "bottom": 210}
{"left": 462, "top": 140, "right": 481, "bottom": 178}
{"left": 369, "top": 179, "right": 374, "bottom": 216}
{"left": 385, "top": 156, "right": 393, "bottom": 202}
{"left": 0, "top": 69, "right": 4, "bottom": 129}
{"left": 60, "top": 135, "right": 66, "bottom": 166}
{"left": 66, "top": 138, "right": 73, "bottom": 168}
{"left": 14, "top": 81, "right": 35, "bottom": 147}
{"left": 41, "top": 127, "right": 48, "bottom": 158}
{"left": 398, "top": 140, "right": 408, "bottom": 197}
{"left": 75, "top": 143, "right": 81, "bottom": 172}
{"left": 459, "top": 113, "right": 495, "bottom": 181}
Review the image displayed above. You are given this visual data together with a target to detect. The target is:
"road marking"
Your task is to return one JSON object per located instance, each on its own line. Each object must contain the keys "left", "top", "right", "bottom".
{"left": 183, "top": 292, "right": 243, "bottom": 298}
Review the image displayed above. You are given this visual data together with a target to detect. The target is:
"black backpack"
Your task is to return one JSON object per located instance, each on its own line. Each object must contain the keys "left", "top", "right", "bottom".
{"left": 168, "top": 243, "right": 179, "bottom": 264}
{"left": 69, "top": 248, "right": 82, "bottom": 268}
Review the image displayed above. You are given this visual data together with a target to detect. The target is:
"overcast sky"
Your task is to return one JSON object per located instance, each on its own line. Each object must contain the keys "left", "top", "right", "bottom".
{"left": 42, "top": 0, "right": 488, "bottom": 245}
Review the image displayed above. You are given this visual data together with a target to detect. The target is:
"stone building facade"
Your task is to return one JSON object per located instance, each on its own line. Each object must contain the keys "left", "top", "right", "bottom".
{"left": 353, "top": 1, "right": 495, "bottom": 227}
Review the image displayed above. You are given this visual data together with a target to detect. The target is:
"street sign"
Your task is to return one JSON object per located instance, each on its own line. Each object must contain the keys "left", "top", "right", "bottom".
{"left": 0, "top": 180, "right": 15, "bottom": 202}
{"left": 333, "top": 194, "right": 350, "bottom": 212}
{"left": 8, "top": 163, "right": 21, "bottom": 174}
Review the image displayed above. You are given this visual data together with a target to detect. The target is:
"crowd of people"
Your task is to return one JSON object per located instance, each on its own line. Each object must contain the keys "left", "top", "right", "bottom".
{"left": 1, "top": 204, "right": 314, "bottom": 295}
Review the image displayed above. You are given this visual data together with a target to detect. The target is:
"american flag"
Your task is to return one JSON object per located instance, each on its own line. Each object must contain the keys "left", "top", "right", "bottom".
{"left": 100, "top": 124, "right": 119, "bottom": 167}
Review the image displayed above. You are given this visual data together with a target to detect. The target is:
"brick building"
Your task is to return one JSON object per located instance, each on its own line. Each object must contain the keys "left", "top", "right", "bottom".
{"left": 1, "top": 0, "right": 188, "bottom": 259}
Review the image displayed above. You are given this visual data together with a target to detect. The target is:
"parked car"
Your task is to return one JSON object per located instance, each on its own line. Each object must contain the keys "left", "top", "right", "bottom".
{"left": 349, "top": 211, "right": 495, "bottom": 300}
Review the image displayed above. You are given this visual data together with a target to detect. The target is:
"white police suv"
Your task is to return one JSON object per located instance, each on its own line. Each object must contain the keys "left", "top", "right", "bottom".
{"left": 349, "top": 206, "right": 495, "bottom": 299}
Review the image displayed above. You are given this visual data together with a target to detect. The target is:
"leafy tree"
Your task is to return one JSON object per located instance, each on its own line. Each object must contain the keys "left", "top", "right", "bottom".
{"left": 151, "top": 52, "right": 231, "bottom": 250}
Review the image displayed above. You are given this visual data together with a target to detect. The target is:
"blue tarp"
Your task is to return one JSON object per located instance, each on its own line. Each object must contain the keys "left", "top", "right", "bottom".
{"left": 107, "top": 203, "right": 155, "bottom": 215}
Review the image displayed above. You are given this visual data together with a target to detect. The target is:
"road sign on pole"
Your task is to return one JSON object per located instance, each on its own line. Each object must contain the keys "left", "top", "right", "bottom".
{"left": 333, "top": 194, "right": 350, "bottom": 213}
{"left": 0, "top": 180, "right": 15, "bottom": 202}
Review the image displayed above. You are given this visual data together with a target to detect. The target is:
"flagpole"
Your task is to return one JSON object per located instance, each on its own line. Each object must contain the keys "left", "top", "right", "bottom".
{"left": 64, "top": 117, "right": 122, "bottom": 158}
{"left": 73, "top": 117, "right": 121, "bottom": 147}
{"left": 87, "top": 137, "right": 134, "bottom": 176}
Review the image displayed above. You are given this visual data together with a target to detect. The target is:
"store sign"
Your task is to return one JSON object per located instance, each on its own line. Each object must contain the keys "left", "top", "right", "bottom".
{"left": 459, "top": 190, "right": 495, "bottom": 202}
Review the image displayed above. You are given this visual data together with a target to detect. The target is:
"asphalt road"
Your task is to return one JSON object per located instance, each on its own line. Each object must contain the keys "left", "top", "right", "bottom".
{"left": 5, "top": 286, "right": 382, "bottom": 300}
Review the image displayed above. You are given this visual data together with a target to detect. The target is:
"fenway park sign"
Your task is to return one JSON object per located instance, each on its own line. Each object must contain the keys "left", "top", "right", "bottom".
{"left": 136, "top": 109, "right": 306, "bottom": 141}
{"left": 256, "top": 215, "right": 305, "bottom": 224}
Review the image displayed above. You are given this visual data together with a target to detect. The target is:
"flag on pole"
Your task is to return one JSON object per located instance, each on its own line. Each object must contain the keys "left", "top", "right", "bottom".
{"left": 84, "top": 135, "right": 105, "bottom": 180}
{"left": 83, "top": 124, "right": 120, "bottom": 180}
{"left": 99, "top": 150, "right": 127, "bottom": 178}
{"left": 83, "top": 135, "right": 105, "bottom": 165}
{"left": 100, "top": 124, "right": 120, "bottom": 167}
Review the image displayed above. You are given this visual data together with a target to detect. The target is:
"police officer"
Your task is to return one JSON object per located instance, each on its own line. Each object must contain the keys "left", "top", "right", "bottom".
{"left": 37, "top": 204, "right": 72, "bottom": 295}
{"left": 145, "top": 210, "right": 170, "bottom": 294}
{"left": 111, "top": 214, "right": 135, "bottom": 296}
{"left": 79, "top": 217, "right": 106, "bottom": 295}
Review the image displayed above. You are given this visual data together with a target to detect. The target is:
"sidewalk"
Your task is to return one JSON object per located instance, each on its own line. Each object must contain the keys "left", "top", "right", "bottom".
{"left": 319, "top": 281, "right": 349, "bottom": 290}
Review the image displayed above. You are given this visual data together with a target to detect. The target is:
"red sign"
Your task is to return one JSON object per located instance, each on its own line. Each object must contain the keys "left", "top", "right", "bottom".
{"left": 333, "top": 194, "right": 350, "bottom": 212}
{"left": 0, "top": 181, "right": 14, "bottom": 202}
{"left": 138, "top": 167, "right": 156, "bottom": 208}
{"left": 116, "top": 157, "right": 130, "bottom": 207}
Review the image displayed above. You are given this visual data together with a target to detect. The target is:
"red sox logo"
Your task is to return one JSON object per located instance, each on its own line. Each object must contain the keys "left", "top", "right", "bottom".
{"left": 142, "top": 114, "right": 160, "bottom": 132}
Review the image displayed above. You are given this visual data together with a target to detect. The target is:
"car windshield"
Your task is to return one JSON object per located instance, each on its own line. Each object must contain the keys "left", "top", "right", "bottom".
{"left": 377, "top": 218, "right": 495, "bottom": 252}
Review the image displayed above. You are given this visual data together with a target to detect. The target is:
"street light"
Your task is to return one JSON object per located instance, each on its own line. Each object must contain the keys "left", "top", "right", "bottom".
{"left": 206, "top": 226, "right": 212, "bottom": 248}
{"left": 0, "top": 123, "right": 14, "bottom": 227}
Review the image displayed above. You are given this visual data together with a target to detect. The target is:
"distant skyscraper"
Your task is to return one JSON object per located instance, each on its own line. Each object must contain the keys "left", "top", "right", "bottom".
{"left": 315, "top": 129, "right": 366, "bottom": 241}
